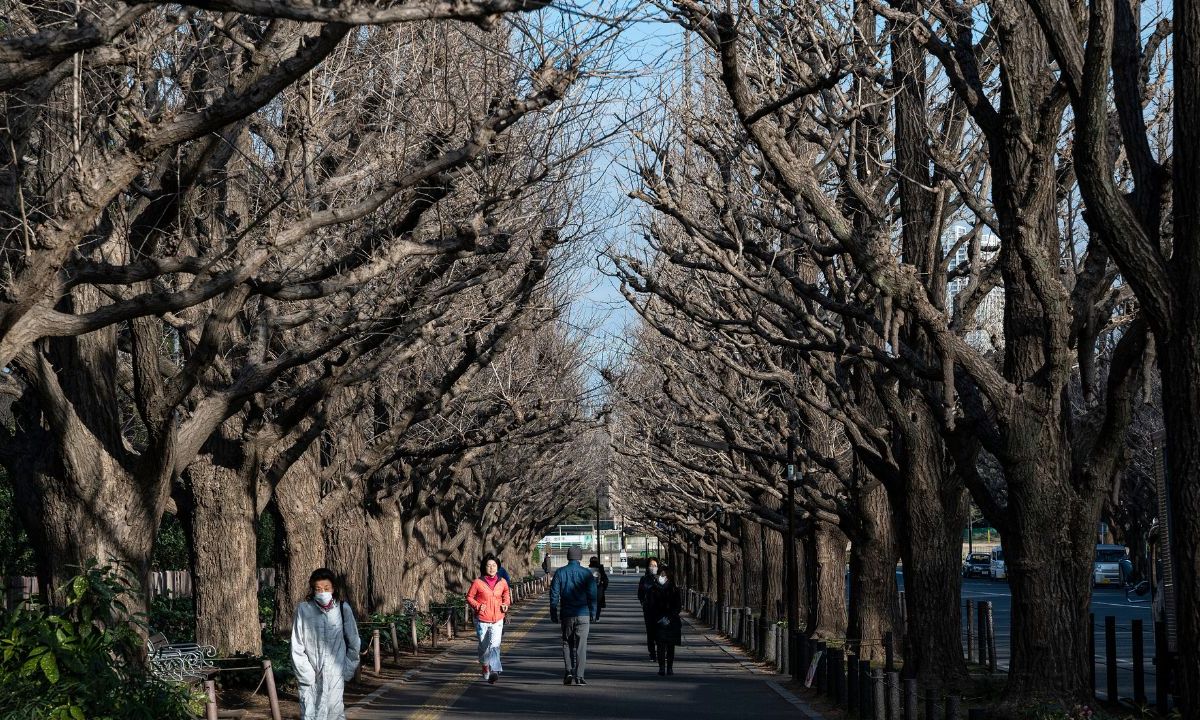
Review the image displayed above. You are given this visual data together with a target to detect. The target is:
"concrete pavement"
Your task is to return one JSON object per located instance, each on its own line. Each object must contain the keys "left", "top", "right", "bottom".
{"left": 349, "top": 575, "right": 806, "bottom": 719}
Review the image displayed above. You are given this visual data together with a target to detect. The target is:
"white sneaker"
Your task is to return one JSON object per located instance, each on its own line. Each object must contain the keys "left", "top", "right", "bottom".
{"left": 482, "top": 665, "right": 490, "bottom": 681}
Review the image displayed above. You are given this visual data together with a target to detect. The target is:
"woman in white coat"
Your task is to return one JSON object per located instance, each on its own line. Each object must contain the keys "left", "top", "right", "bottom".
{"left": 291, "top": 568, "right": 361, "bottom": 720}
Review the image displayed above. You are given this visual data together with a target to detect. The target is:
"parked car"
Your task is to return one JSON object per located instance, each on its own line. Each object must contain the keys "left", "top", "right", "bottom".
{"left": 1093, "top": 544, "right": 1128, "bottom": 587}
{"left": 990, "top": 547, "right": 1006, "bottom": 580}
{"left": 963, "top": 552, "right": 992, "bottom": 578}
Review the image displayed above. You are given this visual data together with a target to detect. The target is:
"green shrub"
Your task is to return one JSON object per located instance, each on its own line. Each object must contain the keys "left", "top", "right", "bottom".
{"left": 147, "top": 596, "right": 195, "bottom": 643}
{"left": 0, "top": 562, "right": 200, "bottom": 720}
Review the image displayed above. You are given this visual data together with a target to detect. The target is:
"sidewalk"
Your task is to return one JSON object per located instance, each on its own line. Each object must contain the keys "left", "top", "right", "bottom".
{"left": 347, "top": 575, "right": 814, "bottom": 720}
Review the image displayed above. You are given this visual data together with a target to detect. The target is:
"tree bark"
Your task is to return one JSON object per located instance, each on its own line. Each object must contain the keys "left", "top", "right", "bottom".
{"left": 806, "top": 520, "right": 848, "bottom": 639}
{"left": 273, "top": 456, "right": 326, "bottom": 635}
{"left": 326, "top": 506, "right": 371, "bottom": 615}
{"left": 185, "top": 452, "right": 262, "bottom": 656}
{"left": 847, "top": 482, "right": 900, "bottom": 664}
{"left": 893, "top": 414, "right": 970, "bottom": 691}
{"left": 1158, "top": 337, "right": 1200, "bottom": 715}
{"left": 1166, "top": 0, "right": 1200, "bottom": 707}
{"left": 741, "top": 516, "right": 764, "bottom": 611}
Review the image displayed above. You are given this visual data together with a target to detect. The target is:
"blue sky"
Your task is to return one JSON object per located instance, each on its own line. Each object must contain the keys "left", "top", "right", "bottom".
{"left": 554, "top": 6, "right": 684, "bottom": 384}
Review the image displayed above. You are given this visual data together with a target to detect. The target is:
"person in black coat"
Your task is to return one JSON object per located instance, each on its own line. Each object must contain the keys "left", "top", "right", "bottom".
{"left": 588, "top": 557, "right": 609, "bottom": 620}
{"left": 645, "top": 565, "right": 682, "bottom": 676}
{"left": 637, "top": 557, "right": 661, "bottom": 661}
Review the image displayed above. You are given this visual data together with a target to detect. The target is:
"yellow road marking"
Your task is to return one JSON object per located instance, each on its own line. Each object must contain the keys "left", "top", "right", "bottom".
{"left": 409, "top": 608, "right": 544, "bottom": 720}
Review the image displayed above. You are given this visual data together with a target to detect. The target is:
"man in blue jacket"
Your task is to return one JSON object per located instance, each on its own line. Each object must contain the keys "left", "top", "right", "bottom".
{"left": 549, "top": 546, "right": 598, "bottom": 685}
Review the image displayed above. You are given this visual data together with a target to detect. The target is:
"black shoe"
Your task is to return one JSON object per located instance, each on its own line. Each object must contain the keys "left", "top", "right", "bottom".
{"left": 563, "top": 674, "right": 574, "bottom": 685}
{"left": 574, "top": 677, "right": 588, "bottom": 686}
{"left": 667, "top": 667, "right": 674, "bottom": 676}
{"left": 658, "top": 669, "right": 666, "bottom": 676}
{"left": 489, "top": 673, "right": 498, "bottom": 684}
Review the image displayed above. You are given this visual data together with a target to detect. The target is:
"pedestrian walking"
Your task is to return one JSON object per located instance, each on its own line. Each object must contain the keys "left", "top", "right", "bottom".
{"left": 646, "top": 565, "right": 682, "bottom": 676}
{"left": 291, "top": 568, "right": 361, "bottom": 720}
{"left": 495, "top": 555, "right": 513, "bottom": 586}
{"left": 549, "top": 546, "right": 598, "bottom": 685}
{"left": 467, "top": 554, "right": 512, "bottom": 684}
{"left": 542, "top": 551, "right": 553, "bottom": 575}
{"left": 588, "top": 556, "right": 609, "bottom": 620}
{"left": 637, "top": 557, "right": 660, "bottom": 661}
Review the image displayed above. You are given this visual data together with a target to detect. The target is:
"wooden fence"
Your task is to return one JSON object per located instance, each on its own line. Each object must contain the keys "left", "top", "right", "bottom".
{"left": 3, "top": 569, "right": 278, "bottom": 609}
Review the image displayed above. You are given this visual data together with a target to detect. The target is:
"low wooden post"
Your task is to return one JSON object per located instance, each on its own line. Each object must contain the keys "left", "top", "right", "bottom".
{"left": 1090, "top": 613, "right": 1097, "bottom": 696}
{"left": 885, "top": 632, "right": 895, "bottom": 672}
{"left": 965, "top": 599, "right": 975, "bottom": 661}
{"left": 410, "top": 616, "right": 420, "bottom": 656}
{"left": 859, "top": 660, "right": 872, "bottom": 720}
{"left": 1132, "top": 619, "right": 1146, "bottom": 705}
{"left": 925, "top": 694, "right": 937, "bottom": 720}
{"left": 976, "top": 602, "right": 986, "bottom": 665}
{"left": 847, "top": 652, "right": 859, "bottom": 716}
{"left": 1154, "top": 621, "right": 1170, "bottom": 714}
{"left": 903, "top": 678, "right": 917, "bottom": 720}
{"left": 372, "top": 629, "right": 381, "bottom": 675}
{"left": 431, "top": 616, "right": 438, "bottom": 650}
{"left": 887, "top": 671, "right": 901, "bottom": 720}
{"left": 816, "top": 643, "right": 825, "bottom": 691}
{"left": 984, "top": 602, "right": 997, "bottom": 672}
{"left": 945, "top": 696, "right": 960, "bottom": 720}
{"left": 1105, "top": 615, "right": 1118, "bottom": 702}
{"left": 872, "top": 668, "right": 886, "bottom": 720}
{"left": 389, "top": 623, "right": 401, "bottom": 664}
{"left": 204, "top": 680, "right": 218, "bottom": 720}
{"left": 834, "top": 648, "right": 848, "bottom": 706}
{"left": 263, "top": 660, "right": 282, "bottom": 720}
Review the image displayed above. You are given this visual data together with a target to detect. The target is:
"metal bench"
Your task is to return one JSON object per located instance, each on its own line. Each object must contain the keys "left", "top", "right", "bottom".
{"left": 146, "top": 632, "right": 217, "bottom": 683}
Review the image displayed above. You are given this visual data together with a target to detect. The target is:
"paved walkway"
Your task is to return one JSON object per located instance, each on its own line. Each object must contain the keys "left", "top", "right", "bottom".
{"left": 349, "top": 575, "right": 804, "bottom": 719}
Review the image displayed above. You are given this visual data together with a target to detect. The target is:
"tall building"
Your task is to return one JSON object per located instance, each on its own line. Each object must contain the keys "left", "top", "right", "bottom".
{"left": 945, "top": 225, "right": 1004, "bottom": 353}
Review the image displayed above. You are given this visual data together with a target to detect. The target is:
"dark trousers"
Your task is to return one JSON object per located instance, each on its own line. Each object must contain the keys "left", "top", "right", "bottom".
{"left": 643, "top": 614, "right": 657, "bottom": 658}
{"left": 657, "top": 641, "right": 675, "bottom": 670}
{"left": 561, "top": 616, "right": 590, "bottom": 679}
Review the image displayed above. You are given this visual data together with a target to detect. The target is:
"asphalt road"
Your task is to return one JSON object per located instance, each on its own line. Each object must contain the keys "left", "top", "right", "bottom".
{"left": 349, "top": 575, "right": 800, "bottom": 720}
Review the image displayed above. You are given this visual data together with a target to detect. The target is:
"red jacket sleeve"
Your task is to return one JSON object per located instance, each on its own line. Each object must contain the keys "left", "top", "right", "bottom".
{"left": 467, "top": 580, "right": 482, "bottom": 610}
{"left": 501, "top": 580, "right": 512, "bottom": 607}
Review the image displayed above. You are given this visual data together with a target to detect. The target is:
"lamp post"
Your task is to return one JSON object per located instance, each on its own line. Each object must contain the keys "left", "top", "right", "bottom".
{"left": 786, "top": 437, "right": 799, "bottom": 679}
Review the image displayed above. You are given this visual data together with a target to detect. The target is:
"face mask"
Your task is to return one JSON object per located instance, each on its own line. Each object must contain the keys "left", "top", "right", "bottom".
{"left": 315, "top": 591, "right": 333, "bottom": 605}
{"left": 657, "top": 576, "right": 668, "bottom": 585}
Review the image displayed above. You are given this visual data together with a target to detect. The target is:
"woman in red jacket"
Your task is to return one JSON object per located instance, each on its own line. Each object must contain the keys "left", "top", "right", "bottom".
{"left": 466, "top": 554, "right": 512, "bottom": 684}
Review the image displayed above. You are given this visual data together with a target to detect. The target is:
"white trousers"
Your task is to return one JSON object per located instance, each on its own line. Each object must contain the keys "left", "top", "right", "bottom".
{"left": 476, "top": 619, "right": 504, "bottom": 673}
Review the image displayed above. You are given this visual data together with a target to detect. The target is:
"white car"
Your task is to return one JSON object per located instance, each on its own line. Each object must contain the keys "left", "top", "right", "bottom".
{"left": 1093, "top": 544, "right": 1127, "bottom": 587}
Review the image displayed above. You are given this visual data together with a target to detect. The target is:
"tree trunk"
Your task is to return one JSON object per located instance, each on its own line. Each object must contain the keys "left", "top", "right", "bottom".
{"left": 1159, "top": 337, "right": 1200, "bottom": 716}
{"left": 894, "top": 414, "right": 970, "bottom": 691}
{"left": 741, "top": 517, "right": 763, "bottom": 611}
{"left": 366, "top": 504, "right": 410, "bottom": 613}
{"left": 10, "top": 457, "right": 158, "bottom": 609}
{"left": 763, "top": 524, "right": 785, "bottom": 620}
{"left": 807, "top": 520, "right": 848, "bottom": 639}
{"left": 186, "top": 453, "right": 262, "bottom": 656}
{"left": 1166, "top": 6, "right": 1200, "bottom": 707}
{"left": 848, "top": 482, "right": 900, "bottom": 664}
{"left": 273, "top": 456, "right": 326, "bottom": 635}
{"left": 326, "top": 507, "right": 370, "bottom": 615}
